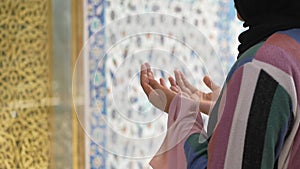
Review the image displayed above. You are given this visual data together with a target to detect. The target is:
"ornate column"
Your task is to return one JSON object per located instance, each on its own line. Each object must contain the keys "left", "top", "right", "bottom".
{"left": 0, "top": 0, "right": 53, "bottom": 168}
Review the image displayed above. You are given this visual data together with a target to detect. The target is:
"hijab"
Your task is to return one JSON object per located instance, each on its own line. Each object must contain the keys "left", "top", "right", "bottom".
{"left": 234, "top": 0, "right": 300, "bottom": 57}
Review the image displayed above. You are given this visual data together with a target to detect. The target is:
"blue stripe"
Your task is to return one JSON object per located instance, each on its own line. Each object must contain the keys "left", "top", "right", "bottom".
{"left": 184, "top": 134, "right": 208, "bottom": 169}
{"left": 188, "top": 156, "right": 208, "bottom": 169}
{"left": 227, "top": 55, "right": 252, "bottom": 82}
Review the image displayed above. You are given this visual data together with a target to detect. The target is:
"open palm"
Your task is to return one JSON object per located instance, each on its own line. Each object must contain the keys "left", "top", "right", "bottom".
{"left": 140, "top": 63, "right": 176, "bottom": 113}
{"left": 168, "top": 70, "right": 220, "bottom": 115}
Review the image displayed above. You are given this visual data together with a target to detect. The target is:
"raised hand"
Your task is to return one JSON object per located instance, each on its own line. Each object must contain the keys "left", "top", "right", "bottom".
{"left": 168, "top": 70, "right": 220, "bottom": 115}
{"left": 140, "top": 63, "right": 177, "bottom": 113}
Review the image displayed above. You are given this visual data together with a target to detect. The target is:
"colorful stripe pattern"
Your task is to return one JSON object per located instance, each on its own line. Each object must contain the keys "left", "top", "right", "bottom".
{"left": 187, "top": 29, "right": 300, "bottom": 169}
{"left": 151, "top": 29, "right": 300, "bottom": 169}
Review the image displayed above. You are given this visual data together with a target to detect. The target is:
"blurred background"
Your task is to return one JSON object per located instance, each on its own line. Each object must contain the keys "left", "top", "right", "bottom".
{"left": 0, "top": 0, "right": 243, "bottom": 168}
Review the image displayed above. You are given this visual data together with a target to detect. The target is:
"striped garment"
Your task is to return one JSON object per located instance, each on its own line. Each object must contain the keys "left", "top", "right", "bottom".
{"left": 150, "top": 29, "right": 300, "bottom": 169}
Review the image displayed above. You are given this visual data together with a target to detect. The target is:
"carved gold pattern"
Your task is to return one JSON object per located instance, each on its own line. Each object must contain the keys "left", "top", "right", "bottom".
{"left": 0, "top": 0, "right": 52, "bottom": 168}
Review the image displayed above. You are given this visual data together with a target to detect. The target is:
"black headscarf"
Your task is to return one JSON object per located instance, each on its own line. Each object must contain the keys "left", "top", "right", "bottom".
{"left": 234, "top": 0, "right": 300, "bottom": 57}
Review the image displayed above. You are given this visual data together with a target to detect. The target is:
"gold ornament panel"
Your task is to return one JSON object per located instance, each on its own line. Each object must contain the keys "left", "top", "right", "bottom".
{"left": 0, "top": 0, "right": 52, "bottom": 168}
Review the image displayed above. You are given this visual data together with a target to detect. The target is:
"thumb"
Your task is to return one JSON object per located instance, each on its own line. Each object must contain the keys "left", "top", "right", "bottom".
{"left": 203, "top": 76, "right": 219, "bottom": 91}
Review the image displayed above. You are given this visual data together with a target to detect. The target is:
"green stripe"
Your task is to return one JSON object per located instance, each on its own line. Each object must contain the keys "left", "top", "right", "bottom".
{"left": 237, "top": 42, "right": 264, "bottom": 62}
{"left": 207, "top": 87, "right": 224, "bottom": 136}
{"left": 261, "top": 85, "right": 291, "bottom": 169}
{"left": 186, "top": 133, "right": 208, "bottom": 158}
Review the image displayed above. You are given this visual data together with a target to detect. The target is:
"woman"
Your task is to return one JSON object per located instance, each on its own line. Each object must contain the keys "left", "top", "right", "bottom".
{"left": 140, "top": 0, "right": 300, "bottom": 168}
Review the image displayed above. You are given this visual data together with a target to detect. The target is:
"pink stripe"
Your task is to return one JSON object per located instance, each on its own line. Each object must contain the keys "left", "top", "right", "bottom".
{"left": 208, "top": 67, "right": 244, "bottom": 169}
{"left": 287, "top": 127, "right": 300, "bottom": 169}
{"left": 255, "top": 34, "right": 300, "bottom": 75}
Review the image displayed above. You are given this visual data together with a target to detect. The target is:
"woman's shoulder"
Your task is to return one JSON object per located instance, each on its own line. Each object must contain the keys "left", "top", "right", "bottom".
{"left": 226, "top": 29, "right": 300, "bottom": 85}
{"left": 252, "top": 29, "right": 300, "bottom": 75}
{"left": 237, "top": 29, "right": 300, "bottom": 64}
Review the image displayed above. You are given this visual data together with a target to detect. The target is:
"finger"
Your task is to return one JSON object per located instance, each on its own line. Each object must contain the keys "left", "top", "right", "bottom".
{"left": 175, "top": 70, "right": 192, "bottom": 94}
{"left": 169, "top": 76, "right": 181, "bottom": 92}
{"left": 170, "top": 86, "right": 180, "bottom": 93}
{"left": 203, "top": 76, "right": 219, "bottom": 91}
{"left": 168, "top": 76, "right": 177, "bottom": 87}
{"left": 179, "top": 71, "right": 198, "bottom": 92}
{"left": 160, "top": 78, "right": 167, "bottom": 87}
{"left": 140, "top": 64, "right": 149, "bottom": 84}
{"left": 145, "top": 62, "right": 154, "bottom": 79}
{"left": 174, "top": 70, "right": 185, "bottom": 88}
{"left": 140, "top": 64, "right": 154, "bottom": 96}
